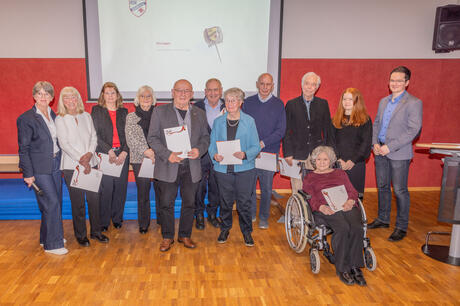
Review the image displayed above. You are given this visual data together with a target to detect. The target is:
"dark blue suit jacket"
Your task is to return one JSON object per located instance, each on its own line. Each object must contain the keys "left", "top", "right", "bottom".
{"left": 17, "top": 106, "right": 60, "bottom": 178}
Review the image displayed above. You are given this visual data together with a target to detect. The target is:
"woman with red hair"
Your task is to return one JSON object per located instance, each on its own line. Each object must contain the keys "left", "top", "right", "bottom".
{"left": 331, "top": 88, "right": 372, "bottom": 194}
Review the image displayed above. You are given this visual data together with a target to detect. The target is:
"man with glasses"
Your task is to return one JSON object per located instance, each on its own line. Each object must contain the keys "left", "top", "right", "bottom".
{"left": 368, "top": 66, "right": 423, "bottom": 242}
{"left": 148, "top": 79, "right": 210, "bottom": 251}
{"left": 193, "top": 78, "right": 225, "bottom": 230}
{"left": 242, "top": 73, "right": 286, "bottom": 229}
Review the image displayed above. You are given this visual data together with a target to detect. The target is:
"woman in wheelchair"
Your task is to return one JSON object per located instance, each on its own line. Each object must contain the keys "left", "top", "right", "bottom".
{"left": 303, "top": 146, "right": 367, "bottom": 286}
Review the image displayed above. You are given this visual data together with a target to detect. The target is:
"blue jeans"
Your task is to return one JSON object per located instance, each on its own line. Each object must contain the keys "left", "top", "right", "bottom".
{"left": 34, "top": 155, "right": 64, "bottom": 250}
{"left": 251, "top": 168, "right": 275, "bottom": 222}
{"left": 374, "top": 155, "right": 411, "bottom": 231}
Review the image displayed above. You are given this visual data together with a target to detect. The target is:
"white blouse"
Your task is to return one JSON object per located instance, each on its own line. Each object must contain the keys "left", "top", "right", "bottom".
{"left": 55, "top": 112, "right": 98, "bottom": 170}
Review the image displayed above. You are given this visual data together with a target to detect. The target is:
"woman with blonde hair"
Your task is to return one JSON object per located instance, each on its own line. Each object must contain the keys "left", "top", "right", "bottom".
{"left": 91, "top": 82, "right": 129, "bottom": 231}
{"left": 331, "top": 88, "right": 372, "bottom": 194}
{"left": 55, "top": 87, "right": 109, "bottom": 246}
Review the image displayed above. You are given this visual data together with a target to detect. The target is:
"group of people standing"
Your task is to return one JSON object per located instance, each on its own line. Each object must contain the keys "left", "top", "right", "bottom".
{"left": 16, "top": 66, "right": 422, "bottom": 272}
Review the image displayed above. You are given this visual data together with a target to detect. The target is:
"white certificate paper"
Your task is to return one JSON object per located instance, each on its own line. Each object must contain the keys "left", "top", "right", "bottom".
{"left": 70, "top": 166, "right": 103, "bottom": 193}
{"left": 255, "top": 152, "right": 278, "bottom": 172}
{"left": 216, "top": 139, "right": 242, "bottom": 165}
{"left": 321, "top": 185, "right": 348, "bottom": 212}
{"left": 164, "top": 125, "right": 191, "bottom": 159}
{"left": 278, "top": 158, "right": 301, "bottom": 179}
{"left": 98, "top": 153, "right": 124, "bottom": 177}
{"left": 138, "top": 158, "right": 155, "bottom": 178}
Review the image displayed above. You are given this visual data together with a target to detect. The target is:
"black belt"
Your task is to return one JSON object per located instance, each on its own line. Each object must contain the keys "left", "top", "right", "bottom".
{"left": 378, "top": 141, "right": 385, "bottom": 146}
{"left": 112, "top": 147, "right": 121, "bottom": 151}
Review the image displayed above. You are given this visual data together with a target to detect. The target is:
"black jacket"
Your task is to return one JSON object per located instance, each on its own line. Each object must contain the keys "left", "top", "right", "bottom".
{"left": 91, "top": 104, "right": 129, "bottom": 154}
{"left": 283, "top": 95, "right": 333, "bottom": 160}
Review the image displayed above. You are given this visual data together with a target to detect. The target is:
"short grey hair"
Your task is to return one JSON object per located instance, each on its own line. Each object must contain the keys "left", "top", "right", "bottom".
{"left": 224, "top": 87, "right": 245, "bottom": 102}
{"left": 134, "top": 85, "right": 156, "bottom": 106}
{"left": 301, "top": 72, "right": 321, "bottom": 89}
{"left": 32, "top": 81, "right": 54, "bottom": 98}
{"left": 310, "top": 146, "right": 337, "bottom": 170}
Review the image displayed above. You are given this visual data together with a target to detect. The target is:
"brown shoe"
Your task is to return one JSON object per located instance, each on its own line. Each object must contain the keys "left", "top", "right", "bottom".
{"left": 178, "top": 237, "right": 196, "bottom": 249}
{"left": 159, "top": 238, "right": 174, "bottom": 252}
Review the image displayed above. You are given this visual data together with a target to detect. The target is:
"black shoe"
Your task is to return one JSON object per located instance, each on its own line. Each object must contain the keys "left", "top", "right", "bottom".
{"left": 338, "top": 272, "right": 355, "bottom": 286}
{"left": 367, "top": 219, "right": 389, "bottom": 229}
{"left": 101, "top": 226, "right": 108, "bottom": 232}
{"left": 139, "top": 227, "right": 148, "bottom": 234}
{"left": 388, "top": 228, "right": 406, "bottom": 242}
{"left": 208, "top": 214, "right": 221, "bottom": 228}
{"left": 77, "top": 237, "right": 90, "bottom": 247}
{"left": 90, "top": 233, "right": 110, "bottom": 243}
{"left": 243, "top": 233, "right": 254, "bottom": 247}
{"left": 351, "top": 268, "right": 367, "bottom": 286}
{"left": 195, "top": 213, "right": 205, "bottom": 230}
{"left": 217, "top": 230, "right": 229, "bottom": 244}
{"left": 113, "top": 222, "right": 122, "bottom": 229}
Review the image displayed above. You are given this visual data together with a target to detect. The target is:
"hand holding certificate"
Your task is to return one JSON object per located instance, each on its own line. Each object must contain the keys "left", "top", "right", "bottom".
{"left": 138, "top": 157, "right": 155, "bottom": 178}
{"left": 321, "top": 185, "right": 348, "bottom": 212}
{"left": 255, "top": 152, "right": 278, "bottom": 172}
{"left": 164, "top": 125, "right": 191, "bottom": 159}
{"left": 70, "top": 165, "right": 103, "bottom": 192}
{"left": 278, "top": 157, "right": 301, "bottom": 179}
{"left": 98, "top": 153, "right": 125, "bottom": 177}
{"left": 216, "top": 139, "right": 243, "bottom": 165}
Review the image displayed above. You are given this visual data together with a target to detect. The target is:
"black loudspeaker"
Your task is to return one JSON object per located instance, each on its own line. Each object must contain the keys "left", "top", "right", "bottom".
{"left": 433, "top": 5, "right": 460, "bottom": 53}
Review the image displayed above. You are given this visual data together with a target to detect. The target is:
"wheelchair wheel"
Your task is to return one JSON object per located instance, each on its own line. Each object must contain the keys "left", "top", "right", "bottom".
{"left": 309, "top": 248, "right": 320, "bottom": 274}
{"left": 285, "top": 193, "right": 308, "bottom": 253}
{"left": 364, "top": 247, "right": 377, "bottom": 271}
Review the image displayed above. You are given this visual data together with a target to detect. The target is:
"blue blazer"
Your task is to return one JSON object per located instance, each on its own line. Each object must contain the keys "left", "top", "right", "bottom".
{"left": 208, "top": 111, "right": 260, "bottom": 173}
{"left": 17, "top": 106, "right": 60, "bottom": 178}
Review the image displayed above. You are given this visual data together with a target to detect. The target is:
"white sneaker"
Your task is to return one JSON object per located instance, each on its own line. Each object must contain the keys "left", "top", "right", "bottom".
{"left": 40, "top": 239, "right": 67, "bottom": 248}
{"left": 45, "top": 247, "right": 68, "bottom": 255}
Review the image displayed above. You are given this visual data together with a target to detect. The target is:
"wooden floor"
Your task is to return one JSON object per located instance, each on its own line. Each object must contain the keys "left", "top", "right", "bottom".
{"left": 1, "top": 191, "right": 459, "bottom": 305}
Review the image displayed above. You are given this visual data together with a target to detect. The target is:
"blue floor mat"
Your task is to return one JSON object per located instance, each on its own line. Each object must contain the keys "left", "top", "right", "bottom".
{"left": 0, "top": 179, "right": 188, "bottom": 220}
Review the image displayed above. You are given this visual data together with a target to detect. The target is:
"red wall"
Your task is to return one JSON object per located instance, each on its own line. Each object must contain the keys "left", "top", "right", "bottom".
{"left": 2, "top": 58, "right": 460, "bottom": 188}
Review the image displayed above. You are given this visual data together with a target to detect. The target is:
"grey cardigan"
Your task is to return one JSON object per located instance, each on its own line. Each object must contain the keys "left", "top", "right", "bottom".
{"left": 125, "top": 112, "right": 150, "bottom": 164}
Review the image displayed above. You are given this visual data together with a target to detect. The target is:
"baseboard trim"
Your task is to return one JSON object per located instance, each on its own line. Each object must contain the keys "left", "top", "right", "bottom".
{"left": 272, "top": 187, "right": 440, "bottom": 193}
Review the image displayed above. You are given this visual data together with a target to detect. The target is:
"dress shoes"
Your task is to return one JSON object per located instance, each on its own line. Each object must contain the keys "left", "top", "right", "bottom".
{"left": 195, "top": 214, "right": 205, "bottom": 230}
{"left": 139, "top": 227, "right": 148, "bottom": 234}
{"left": 101, "top": 226, "right": 108, "bottom": 232}
{"left": 217, "top": 230, "right": 230, "bottom": 244}
{"left": 243, "top": 233, "right": 254, "bottom": 247}
{"left": 388, "top": 228, "right": 407, "bottom": 242}
{"left": 159, "top": 239, "right": 174, "bottom": 252}
{"left": 178, "top": 237, "right": 196, "bottom": 249}
{"left": 90, "top": 233, "right": 109, "bottom": 243}
{"left": 351, "top": 268, "right": 367, "bottom": 286}
{"left": 338, "top": 272, "right": 355, "bottom": 286}
{"left": 208, "top": 214, "right": 221, "bottom": 228}
{"left": 113, "top": 222, "right": 122, "bottom": 229}
{"left": 77, "top": 237, "right": 90, "bottom": 247}
{"left": 367, "top": 219, "right": 390, "bottom": 229}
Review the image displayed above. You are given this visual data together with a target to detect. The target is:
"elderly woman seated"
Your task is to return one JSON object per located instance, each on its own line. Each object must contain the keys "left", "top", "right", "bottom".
{"left": 302, "top": 146, "right": 367, "bottom": 286}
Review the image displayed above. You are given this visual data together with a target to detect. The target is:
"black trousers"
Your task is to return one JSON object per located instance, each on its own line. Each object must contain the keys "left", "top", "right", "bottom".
{"left": 99, "top": 152, "right": 129, "bottom": 228}
{"left": 156, "top": 163, "right": 198, "bottom": 239}
{"left": 314, "top": 207, "right": 364, "bottom": 273}
{"left": 344, "top": 161, "right": 366, "bottom": 194}
{"left": 131, "top": 163, "right": 161, "bottom": 229}
{"left": 63, "top": 169, "right": 101, "bottom": 239}
{"left": 215, "top": 168, "right": 256, "bottom": 235}
{"left": 195, "top": 153, "right": 220, "bottom": 217}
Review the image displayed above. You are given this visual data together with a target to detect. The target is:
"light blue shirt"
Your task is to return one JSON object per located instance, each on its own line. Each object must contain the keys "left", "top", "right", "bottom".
{"left": 378, "top": 91, "right": 406, "bottom": 143}
{"left": 302, "top": 96, "right": 313, "bottom": 120}
{"left": 258, "top": 93, "right": 273, "bottom": 103}
{"left": 204, "top": 98, "right": 223, "bottom": 129}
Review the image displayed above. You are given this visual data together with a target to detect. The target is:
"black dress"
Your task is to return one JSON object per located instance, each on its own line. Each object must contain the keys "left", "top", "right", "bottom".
{"left": 332, "top": 117, "right": 372, "bottom": 193}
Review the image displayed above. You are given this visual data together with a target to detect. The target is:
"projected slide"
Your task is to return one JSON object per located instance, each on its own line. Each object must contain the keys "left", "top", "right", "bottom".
{"left": 85, "top": 0, "right": 280, "bottom": 100}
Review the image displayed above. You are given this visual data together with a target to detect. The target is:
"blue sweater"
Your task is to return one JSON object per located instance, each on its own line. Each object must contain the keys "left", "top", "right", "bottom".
{"left": 242, "top": 94, "right": 286, "bottom": 154}
{"left": 208, "top": 111, "right": 260, "bottom": 173}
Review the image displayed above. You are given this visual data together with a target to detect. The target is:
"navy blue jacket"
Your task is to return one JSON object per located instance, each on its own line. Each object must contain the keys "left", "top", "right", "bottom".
{"left": 17, "top": 106, "right": 61, "bottom": 178}
{"left": 193, "top": 99, "right": 225, "bottom": 133}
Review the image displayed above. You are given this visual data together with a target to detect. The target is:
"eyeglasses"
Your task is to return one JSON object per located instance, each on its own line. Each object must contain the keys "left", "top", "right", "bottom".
{"left": 225, "top": 99, "right": 241, "bottom": 104}
{"left": 35, "top": 92, "right": 51, "bottom": 98}
{"left": 63, "top": 95, "right": 77, "bottom": 100}
{"left": 389, "top": 79, "right": 406, "bottom": 84}
{"left": 140, "top": 95, "right": 153, "bottom": 99}
{"left": 174, "top": 89, "right": 192, "bottom": 95}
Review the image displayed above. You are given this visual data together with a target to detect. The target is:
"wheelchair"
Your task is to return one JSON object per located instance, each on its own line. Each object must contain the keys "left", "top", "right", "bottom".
{"left": 284, "top": 187, "right": 377, "bottom": 274}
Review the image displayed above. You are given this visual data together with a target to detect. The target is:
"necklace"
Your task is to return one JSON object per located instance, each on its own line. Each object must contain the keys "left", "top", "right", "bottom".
{"left": 227, "top": 118, "right": 239, "bottom": 127}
